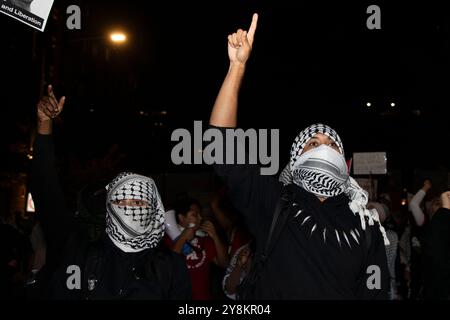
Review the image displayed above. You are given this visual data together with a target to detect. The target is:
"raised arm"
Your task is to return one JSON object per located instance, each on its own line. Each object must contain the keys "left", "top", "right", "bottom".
{"left": 30, "top": 85, "right": 69, "bottom": 266}
{"left": 408, "top": 180, "right": 431, "bottom": 226}
{"left": 209, "top": 14, "right": 282, "bottom": 239}
{"left": 200, "top": 220, "right": 229, "bottom": 268}
{"left": 209, "top": 13, "right": 258, "bottom": 128}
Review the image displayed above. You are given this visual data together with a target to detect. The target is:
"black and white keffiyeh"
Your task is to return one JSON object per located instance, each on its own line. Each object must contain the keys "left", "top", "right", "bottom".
{"left": 279, "top": 124, "right": 389, "bottom": 245}
{"left": 280, "top": 123, "right": 344, "bottom": 187}
{"left": 281, "top": 123, "right": 347, "bottom": 197}
{"left": 291, "top": 144, "right": 349, "bottom": 198}
{"left": 290, "top": 123, "right": 345, "bottom": 165}
{"left": 105, "top": 172, "right": 165, "bottom": 252}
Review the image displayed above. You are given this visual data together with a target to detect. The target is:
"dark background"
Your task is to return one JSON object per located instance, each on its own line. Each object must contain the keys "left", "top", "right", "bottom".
{"left": 1, "top": 0, "right": 449, "bottom": 207}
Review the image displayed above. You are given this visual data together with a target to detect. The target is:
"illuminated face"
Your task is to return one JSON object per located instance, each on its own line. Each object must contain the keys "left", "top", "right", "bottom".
{"left": 178, "top": 203, "right": 202, "bottom": 228}
{"left": 301, "top": 133, "right": 341, "bottom": 155}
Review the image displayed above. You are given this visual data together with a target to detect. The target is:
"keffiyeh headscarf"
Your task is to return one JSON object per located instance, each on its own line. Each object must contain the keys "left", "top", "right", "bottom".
{"left": 105, "top": 172, "right": 166, "bottom": 252}
{"left": 279, "top": 124, "right": 389, "bottom": 245}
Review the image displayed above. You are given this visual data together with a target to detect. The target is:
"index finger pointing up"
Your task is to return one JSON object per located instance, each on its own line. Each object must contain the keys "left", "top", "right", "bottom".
{"left": 48, "top": 85, "right": 55, "bottom": 98}
{"left": 48, "top": 85, "right": 58, "bottom": 104}
{"left": 247, "top": 13, "right": 258, "bottom": 45}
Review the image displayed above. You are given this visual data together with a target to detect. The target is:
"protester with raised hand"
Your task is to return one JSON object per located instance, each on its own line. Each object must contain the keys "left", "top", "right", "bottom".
{"left": 31, "top": 85, "right": 191, "bottom": 299}
{"left": 209, "top": 14, "right": 389, "bottom": 299}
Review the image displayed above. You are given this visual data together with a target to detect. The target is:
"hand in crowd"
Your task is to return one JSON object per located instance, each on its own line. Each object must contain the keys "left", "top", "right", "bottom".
{"left": 441, "top": 191, "right": 450, "bottom": 210}
{"left": 200, "top": 220, "right": 218, "bottom": 239}
{"left": 181, "top": 225, "right": 197, "bottom": 242}
{"left": 237, "top": 246, "right": 251, "bottom": 269}
{"left": 422, "top": 179, "right": 432, "bottom": 193}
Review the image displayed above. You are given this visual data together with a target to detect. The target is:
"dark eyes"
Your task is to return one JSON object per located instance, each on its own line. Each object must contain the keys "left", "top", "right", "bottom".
{"left": 307, "top": 141, "right": 338, "bottom": 150}
{"left": 114, "top": 200, "right": 148, "bottom": 207}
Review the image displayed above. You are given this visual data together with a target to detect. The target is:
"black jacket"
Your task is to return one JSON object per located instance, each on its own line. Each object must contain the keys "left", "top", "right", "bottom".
{"left": 213, "top": 129, "right": 389, "bottom": 299}
{"left": 423, "top": 208, "right": 450, "bottom": 300}
{"left": 30, "top": 134, "right": 191, "bottom": 299}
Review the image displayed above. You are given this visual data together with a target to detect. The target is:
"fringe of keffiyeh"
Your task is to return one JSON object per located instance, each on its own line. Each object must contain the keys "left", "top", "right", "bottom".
{"left": 279, "top": 167, "right": 391, "bottom": 246}
{"left": 346, "top": 177, "right": 390, "bottom": 246}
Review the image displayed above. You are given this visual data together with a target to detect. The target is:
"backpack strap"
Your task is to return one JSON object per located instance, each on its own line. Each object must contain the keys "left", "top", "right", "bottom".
{"left": 237, "top": 189, "right": 291, "bottom": 299}
{"left": 260, "top": 190, "right": 291, "bottom": 264}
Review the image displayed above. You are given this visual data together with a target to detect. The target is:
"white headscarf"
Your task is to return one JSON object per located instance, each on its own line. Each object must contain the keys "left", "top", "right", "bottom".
{"left": 105, "top": 172, "right": 165, "bottom": 252}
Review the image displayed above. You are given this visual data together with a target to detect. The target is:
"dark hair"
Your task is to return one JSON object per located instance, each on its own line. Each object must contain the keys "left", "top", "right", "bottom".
{"left": 173, "top": 195, "right": 201, "bottom": 224}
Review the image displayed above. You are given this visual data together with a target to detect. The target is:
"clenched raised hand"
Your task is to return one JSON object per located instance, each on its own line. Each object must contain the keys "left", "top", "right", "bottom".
{"left": 37, "top": 85, "right": 65, "bottom": 122}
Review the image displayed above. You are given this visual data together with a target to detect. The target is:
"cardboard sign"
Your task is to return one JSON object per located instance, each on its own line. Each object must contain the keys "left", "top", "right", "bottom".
{"left": 353, "top": 152, "right": 387, "bottom": 175}
{"left": 1, "top": 0, "right": 54, "bottom": 31}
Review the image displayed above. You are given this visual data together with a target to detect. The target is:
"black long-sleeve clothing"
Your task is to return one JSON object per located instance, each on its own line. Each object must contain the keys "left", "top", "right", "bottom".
{"left": 30, "top": 134, "right": 191, "bottom": 299}
{"left": 423, "top": 208, "right": 450, "bottom": 300}
{"left": 212, "top": 127, "right": 389, "bottom": 300}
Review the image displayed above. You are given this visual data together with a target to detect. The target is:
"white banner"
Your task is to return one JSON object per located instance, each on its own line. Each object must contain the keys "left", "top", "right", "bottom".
{"left": 1, "top": 0, "right": 54, "bottom": 32}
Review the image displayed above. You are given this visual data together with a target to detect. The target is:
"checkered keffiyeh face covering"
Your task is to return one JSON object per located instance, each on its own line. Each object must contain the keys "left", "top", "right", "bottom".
{"left": 279, "top": 124, "right": 390, "bottom": 245}
{"left": 279, "top": 123, "right": 347, "bottom": 197}
{"left": 105, "top": 172, "right": 165, "bottom": 252}
{"left": 290, "top": 123, "right": 345, "bottom": 164}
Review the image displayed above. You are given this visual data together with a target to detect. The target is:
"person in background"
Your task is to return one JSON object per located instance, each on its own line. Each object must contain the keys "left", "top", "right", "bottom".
{"left": 222, "top": 242, "right": 253, "bottom": 300}
{"left": 210, "top": 187, "right": 252, "bottom": 257}
{"left": 422, "top": 191, "right": 450, "bottom": 299}
{"left": 165, "top": 196, "right": 229, "bottom": 300}
{"left": 209, "top": 188, "right": 253, "bottom": 299}
{"left": 408, "top": 179, "right": 432, "bottom": 227}
{"left": 368, "top": 202, "right": 400, "bottom": 300}
{"left": 404, "top": 179, "right": 433, "bottom": 299}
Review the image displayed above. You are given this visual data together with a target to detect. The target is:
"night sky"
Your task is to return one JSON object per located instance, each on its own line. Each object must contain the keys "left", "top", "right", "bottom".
{"left": 1, "top": 0, "right": 449, "bottom": 191}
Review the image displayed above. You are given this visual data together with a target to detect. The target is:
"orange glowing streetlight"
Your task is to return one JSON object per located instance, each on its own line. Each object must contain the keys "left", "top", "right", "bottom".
{"left": 110, "top": 32, "right": 127, "bottom": 44}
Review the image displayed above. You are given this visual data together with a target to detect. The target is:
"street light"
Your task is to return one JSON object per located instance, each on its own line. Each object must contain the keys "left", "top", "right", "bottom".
{"left": 110, "top": 32, "right": 127, "bottom": 44}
